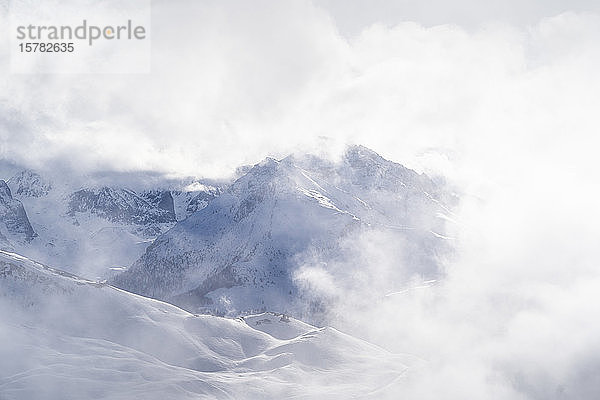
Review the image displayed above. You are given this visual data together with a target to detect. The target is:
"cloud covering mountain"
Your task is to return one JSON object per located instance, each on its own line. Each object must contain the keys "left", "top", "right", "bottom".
{"left": 112, "top": 146, "right": 455, "bottom": 319}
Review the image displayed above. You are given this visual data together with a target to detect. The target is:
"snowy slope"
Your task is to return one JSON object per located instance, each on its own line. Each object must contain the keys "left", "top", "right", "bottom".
{"left": 113, "top": 146, "right": 456, "bottom": 318}
{"left": 0, "top": 250, "right": 412, "bottom": 399}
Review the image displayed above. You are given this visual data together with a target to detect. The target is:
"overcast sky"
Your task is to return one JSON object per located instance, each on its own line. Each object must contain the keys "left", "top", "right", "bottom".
{"left": 1, "top": 0, "right": 599, "bottom": 184}
{"left": 317, "top": 0, "right": 600, "bottom": 34}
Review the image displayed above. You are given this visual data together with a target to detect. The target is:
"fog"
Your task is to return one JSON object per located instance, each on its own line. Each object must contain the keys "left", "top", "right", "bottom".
{"left": 292, "top": 167, "right": 600, "bottom": 397}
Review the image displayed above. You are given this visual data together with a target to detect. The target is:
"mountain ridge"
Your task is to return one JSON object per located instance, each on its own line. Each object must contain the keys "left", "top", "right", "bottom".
{"left": 0, "top": 168, "right": 224, "bottom": 278}
{"left": 112, "top": 145, "right": 456, "bottom": 319}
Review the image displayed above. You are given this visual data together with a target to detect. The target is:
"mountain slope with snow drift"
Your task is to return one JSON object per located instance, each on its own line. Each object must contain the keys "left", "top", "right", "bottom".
{"left": 0, "top": 250, "right": 412, "bottom": 399}
{"left": 113, "top": 146, "right": 456, "bottom": 317}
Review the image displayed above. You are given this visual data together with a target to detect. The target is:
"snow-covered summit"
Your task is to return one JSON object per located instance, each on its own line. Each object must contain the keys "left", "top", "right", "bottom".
{"left": 7, "top": 169, "right": 52, "bottom": 197}
{"left": 113, "top": 146, "right": 455, "bottom": 318}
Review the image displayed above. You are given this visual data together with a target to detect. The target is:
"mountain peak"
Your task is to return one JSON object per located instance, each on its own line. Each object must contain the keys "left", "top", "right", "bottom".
{"left": 113, "top": 146, "right": 453, "bottom": 318}
{"left": 260, "top": 157, "right": 280, "bottom": 166}
{"left": 7, "top": 170, "right": 52, "bottom": 198}
{"left": 344, "top": 144, "right": 382, "bottom": 160}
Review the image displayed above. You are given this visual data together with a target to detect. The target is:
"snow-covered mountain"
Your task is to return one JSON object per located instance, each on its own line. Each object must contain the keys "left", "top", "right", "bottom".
{"left": 67, "top": 186, "right": 176, "bottom": 235}
{"left": 7, "top": 170, "right": 52, "bottom": 197}
{"left": 113, "top": 146, "right": 457, "bottom": 318}
{"left": 1, "top": 145, "right": 457, "bottom": 322}
{"left": 0, "top": 168, "right": 223, "bottom": 279}
{"left": 0, "top": 250, "right": 412, "bottom": 399}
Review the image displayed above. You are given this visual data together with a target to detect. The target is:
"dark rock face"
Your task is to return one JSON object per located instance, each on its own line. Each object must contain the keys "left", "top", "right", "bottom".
{"left": 7, "top": 170, "right": 52, "bottom": 198}
{"left": 0, "top": 180, "right": 36, "bottom": 243}
{"left": 140, "top": 190, "right": 177, "bottom": 220}
{"left": 67, "top": 187, "right": 177, "bottom": 226}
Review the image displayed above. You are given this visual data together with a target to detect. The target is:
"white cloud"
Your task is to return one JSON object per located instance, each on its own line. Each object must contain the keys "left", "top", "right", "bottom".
{"left": 1, "top": 3, "right": 598, "bottom": 183}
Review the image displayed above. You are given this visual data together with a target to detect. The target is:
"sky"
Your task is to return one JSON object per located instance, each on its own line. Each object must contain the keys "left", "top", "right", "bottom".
{"left": 2, "top": 1, "right": 600, "bottom": 398}
{"left": 0, "top": 0, "right": 598, "bottom": 182}
{"left": 317, "top": 0, "right": 600, "bottom": 34}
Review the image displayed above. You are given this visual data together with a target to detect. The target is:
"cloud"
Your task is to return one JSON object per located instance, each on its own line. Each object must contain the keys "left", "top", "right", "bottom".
{"left": 315, "top": 0, "right": 600, "bottom": 34}
{"left": 1, "top": 2, "right": 598, "bottom": 182}
{"left": 289, "top": 175, "right": 600, "bottom": 398}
